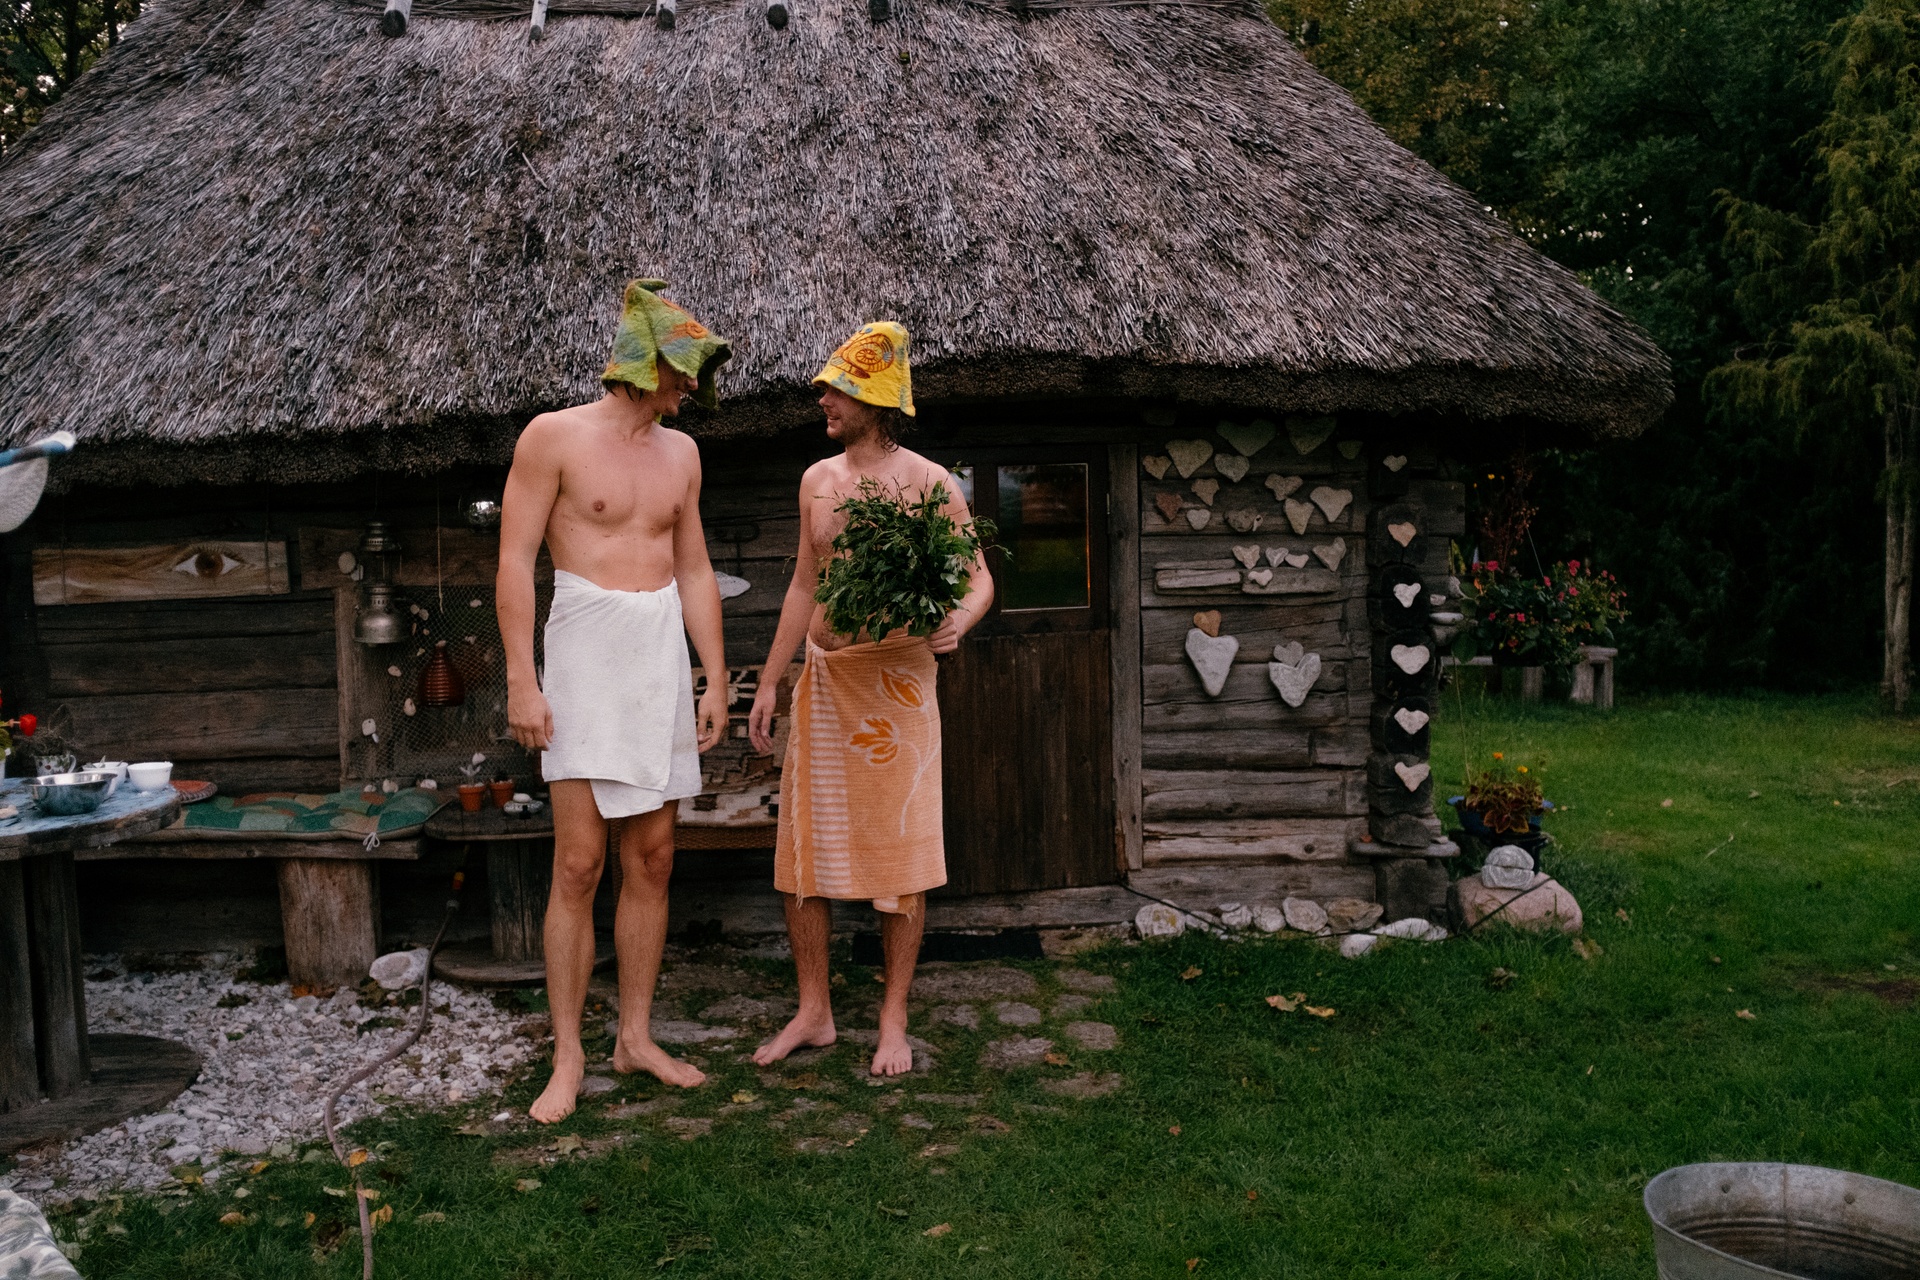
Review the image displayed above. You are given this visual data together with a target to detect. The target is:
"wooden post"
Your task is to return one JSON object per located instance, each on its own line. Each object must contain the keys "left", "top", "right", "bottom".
{"left": 0, "top": 861, "right": 40, "bottom": 1113}
{"left": 278, "top": 859, "right": 379, "bottom": 989}
{"left": 1518, "top": 666, "right": 1544, "bottom": 702}
{"left": 488, "top": 840, "right": 552, "bottom": 962}
{"left": 1108, "top": 442, "right": 1144, "bottom": 873}
{"left": 23, "top": 854, "right": 89, "bottom": 1098}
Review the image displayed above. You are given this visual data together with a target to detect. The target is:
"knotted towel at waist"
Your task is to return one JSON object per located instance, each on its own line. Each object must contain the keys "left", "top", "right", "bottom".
{"left": 775, "top": 636, "right": 946, "bottom": 909}
{"left": 540, "top": 570, "right": 697, "bottom": 810}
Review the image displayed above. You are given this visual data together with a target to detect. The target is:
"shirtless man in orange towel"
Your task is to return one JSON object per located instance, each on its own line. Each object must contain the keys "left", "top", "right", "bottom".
{"left": 499, "top": 281, "right": 732, "bottom": 1123}
{"left": 746, "top": 322, "right": 993, "bottom": 1077}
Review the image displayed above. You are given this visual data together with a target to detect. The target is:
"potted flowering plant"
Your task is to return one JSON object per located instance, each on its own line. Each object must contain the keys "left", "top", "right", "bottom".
{"left": 1461, "top": 559, "right": 1627, "bottom": 671}
{"left": 1448, "top": 753, "right": 1552, "bottom": 858}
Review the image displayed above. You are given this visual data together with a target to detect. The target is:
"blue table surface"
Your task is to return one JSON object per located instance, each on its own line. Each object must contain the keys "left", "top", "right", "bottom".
{"left": 0, "top": 778, "right": 181, "bottom": 852}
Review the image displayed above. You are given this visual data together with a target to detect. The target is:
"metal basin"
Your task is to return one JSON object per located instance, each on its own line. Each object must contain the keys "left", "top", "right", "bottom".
{"left": 29, "top": 771, "right": 116, "bottom": 816}
{"left": 1646, "top": 1163, "right": 1920, "bottom": 1280}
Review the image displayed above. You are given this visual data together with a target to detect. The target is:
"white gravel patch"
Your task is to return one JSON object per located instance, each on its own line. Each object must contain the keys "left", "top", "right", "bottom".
{"left": 1, "top": 954, "right": 542, "bottom": 1202}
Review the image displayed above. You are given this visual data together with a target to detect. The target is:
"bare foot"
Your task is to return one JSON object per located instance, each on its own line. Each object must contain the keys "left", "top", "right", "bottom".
{"left": 752, "top": 1010, "right": 836, "bottom": 1066}
{"left": 530, "top": 1051, "right": 585, "bottom": 1124}
{"left": 612, "top": 1035, "right": 706, "bottom": 1088}
{"left": 870, "top": 1015, "right": 914, "bottom": 1077}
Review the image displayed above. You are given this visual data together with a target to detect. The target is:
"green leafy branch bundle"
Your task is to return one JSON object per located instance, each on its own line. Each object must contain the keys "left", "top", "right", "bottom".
{"left": 815, "top": 479, "right": 994, "bottom": 643}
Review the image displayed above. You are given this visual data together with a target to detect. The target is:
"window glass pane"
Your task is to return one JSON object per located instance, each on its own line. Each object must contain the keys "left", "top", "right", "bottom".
{"left": 996, "top": 463, "right": 1090, "bottom": 610}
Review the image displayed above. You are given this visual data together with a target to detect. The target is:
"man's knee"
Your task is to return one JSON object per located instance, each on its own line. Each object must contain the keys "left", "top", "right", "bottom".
{"left": 550, "top": 848, "right": 605, "bottom": 902}
{"left": 621, "top": 821, "right": 675, "bottom": 891}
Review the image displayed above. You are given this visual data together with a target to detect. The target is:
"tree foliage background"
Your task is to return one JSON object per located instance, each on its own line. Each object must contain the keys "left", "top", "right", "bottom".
{"left": 2, "top": 0, "right": 138, "bottom": 152}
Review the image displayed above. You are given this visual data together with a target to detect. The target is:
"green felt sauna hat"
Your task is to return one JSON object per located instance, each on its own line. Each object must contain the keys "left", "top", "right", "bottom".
{"left": 602, "top": 279, "right": 733, "bottom": 410}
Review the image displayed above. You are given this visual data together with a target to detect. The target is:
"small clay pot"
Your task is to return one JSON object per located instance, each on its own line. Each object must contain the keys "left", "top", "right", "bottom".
{"left": 457, "top": 783, "right": 486, "bottom": 813}
{"left": 487, "top": 780, "right": 514, "bottom": 808}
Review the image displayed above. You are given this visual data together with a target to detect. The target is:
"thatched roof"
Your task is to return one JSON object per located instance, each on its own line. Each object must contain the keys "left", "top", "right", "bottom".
{"left": 0, "top": 0, "right": 1671, "bottom": 486}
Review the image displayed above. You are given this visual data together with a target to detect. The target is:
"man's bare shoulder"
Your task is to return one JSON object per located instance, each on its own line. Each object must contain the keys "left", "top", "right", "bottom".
{"left": 516, "top": 405, "right": 601, "bottom": 456}
{"left": 896, "top": 448, "right": 960, "bottom": 497}
{"left": 799, "top": 456, "right": 848, "bottom": 494}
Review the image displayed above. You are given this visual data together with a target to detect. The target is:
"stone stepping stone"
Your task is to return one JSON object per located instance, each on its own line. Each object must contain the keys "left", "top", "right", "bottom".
{"left": 1055, "top": 970, "right": 1117, "bottom": 993}
{"left": 994, "top": 1001, "right": 1042, "bottom": 1026}
{"left": 662, "top": 1117, "right": 712, "bottom": 1141}
{"left": 649, "top": 1019, "right": 736, "bottom": 1045}
{"left": 1064, "top": 1021, "right": 1118, "bottom": 1051}
{"left": 980, "top": 1036, "right": 1054, "bottom": 1070}
{"left": 793, "top": 1136, "right": 844, "bottom": 1155}
{"left": 699, "top": 995, "right": 792, "bottom": 1022}
{"left": 841, "top": 1029, "right": 937, "bottom": 1074}
{"left": 605, "top": 1097, "right": 678, "bottom": 1120}
{"left": 914, "top": 1092, "right": 983, "bottom": 1107}
{"left": 917, "top": 1142, "right": 962, "bottom": 1160}
{"left": 1052, "top": 994, "right": 1096, "bottom": 1016}
{"left": 970, "top": 1115, "right": 1012, "bottom": 1134}
{"left": 1040, "top": 1072, "right": 1125, "bottom": 1100}
{"left": 933, "top": 1004, "right": 980, "bottom": 1030}
{"left": 899, "top": 1113, "right": 936, "bottom": 1131}
{"left": 915, "top": 966, "right": 1039, "bottom": 1000}
{"left": 578, "top": 1075, "right": 617, "bottom": 1096}
{"left": 658, "top": 964, "right": 761, "bottom": 994}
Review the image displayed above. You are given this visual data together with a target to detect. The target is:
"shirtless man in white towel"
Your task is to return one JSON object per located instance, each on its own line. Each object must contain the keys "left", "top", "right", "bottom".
{"left": 499, "top": 280, "right": 732, "bottom": 1123}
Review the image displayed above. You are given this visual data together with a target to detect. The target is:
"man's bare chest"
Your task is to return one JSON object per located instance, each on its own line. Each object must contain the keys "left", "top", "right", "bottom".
{"left": 560, "top": 457, "right": 683, "bottom": 536}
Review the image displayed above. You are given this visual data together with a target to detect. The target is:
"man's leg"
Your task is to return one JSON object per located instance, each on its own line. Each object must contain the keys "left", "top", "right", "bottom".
{"left": 530, "top": 779, "right": 606, "bottom": 1124}
{"left": 751, "top": 893, "right": 837, "bottom": 1065}
{"left": 870, "top": 894, "right": 924, "bottom": 1076}
{"left": 609, "top": 801, "right": 704, "bottom": 1087}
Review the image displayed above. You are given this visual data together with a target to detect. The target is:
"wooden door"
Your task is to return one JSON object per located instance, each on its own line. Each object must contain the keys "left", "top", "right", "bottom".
{"left": 937, "top": 449, "right": 1117, "bottom": 894}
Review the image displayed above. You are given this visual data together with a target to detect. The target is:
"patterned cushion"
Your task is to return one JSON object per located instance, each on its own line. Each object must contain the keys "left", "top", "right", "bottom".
{"left": 169, "top": 787, "right": 445, "bottom": 839}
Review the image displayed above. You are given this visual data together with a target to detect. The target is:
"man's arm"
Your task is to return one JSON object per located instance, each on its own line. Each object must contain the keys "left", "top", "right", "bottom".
{"left": 746, "top": 467, "right": 827, "bottom": 755}
{"left": 498, "top": 418, "right": 562, "bottom": 751}
{"left": 927, "top": 464, "right": 994, "bottom": 655}
{"left": 671, "top": 438, "right": 729, "bottom": 754}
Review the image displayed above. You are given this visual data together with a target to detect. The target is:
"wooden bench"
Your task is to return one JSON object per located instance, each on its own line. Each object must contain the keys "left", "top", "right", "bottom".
{"left": 1440, "top": 648, "right": 1618, "bottom": 709}
{"left": 88, "top": 831, "right": 423, "bottom": 989}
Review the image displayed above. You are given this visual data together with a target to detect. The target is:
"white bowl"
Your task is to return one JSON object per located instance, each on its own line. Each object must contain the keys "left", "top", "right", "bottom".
{"left": 84, "top": 761, "right": 128, "bottom": 795}
{"left": 127, "top": 761, "right": 174, "bottom": 792}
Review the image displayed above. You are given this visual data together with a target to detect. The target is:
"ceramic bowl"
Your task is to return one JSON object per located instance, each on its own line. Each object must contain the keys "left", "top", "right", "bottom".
{"left": 31, "top": 771, "right": 117, "bottom": 816}
{"left": 84, "top": 761, "right": 129, "bottom": 795}
{"left": 127, "top": 761, "right": 174, "bottom": 792}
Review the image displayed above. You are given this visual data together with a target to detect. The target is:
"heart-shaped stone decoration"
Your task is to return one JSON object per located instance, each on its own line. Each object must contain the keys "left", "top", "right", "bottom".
{"left": 1264, "top": 546, "right": 1287, "bottom": 567}
{"left": 1268, "top": 651, "right": 1322, "bottom": 707}
{"left": 1287, "top": 415, "right": 1336, "bottom": 455}
{"left": 1310, "top": 486, "right": 1353, "bottom": 524}
{"left": 1185, "top": 508, "right": 1212, "bottom": 530}
{"left": 1382, "top": 454, "right": 1408, "bottom": 473}
{"left": 1392, "top": 582, "right": 1422, "bottom": 608}
{"left": 1390, "top": 644, "right": 1431, "bottom": 675}
{"left": 1185, "top": 628, "right": 1239, "bottom": 697}
{"left": 1284, "top": 498, "right": 1315, "bottom": 535}
{"left": 1166, "top": 439, "right": 1214, "bottom": 479}
{"left": 1226, "top": 509, "right": 1262, "bottom": 533}
{"left": 1393, "top": 760, "right": 1431, "bottom": 791}
{"left": 1246, "top": 568, "right": 1273, "bottom": 586}
{"left": 1215, "top": 454, "right": 1250, "bottom": 483}
{"left": 1283, "top": 552, "right": 1309, "bottom": 569}
{"left": 1313, "top": 540, "right": 1347, "bottom": 572}
{"left": 1232, "top": 544, "right": 1261, "bottom": 569}
{"left": 1336, "top": 440, "right": 1363, "bottom": 460}
{"left": 1153, "top": 492, "right": 1184, "bottom": 524}
{"left": 1388, "top": 521, "right": 1418, "bottom": 547}
{"left": 1272, "top": 641, "right": 1305, "bottom": 666}
{"left": 1218, "top": 420, "right": 1276, "bottom": 458}
{"left": 1142, "top": 455, "right": 1171, "bottom": 480}
{"left": 1192, "top": 478, "right": 1220, "bottom": 506}
{"left": 1393, "top": 707, "right": 1431, "bottom": 735}
{"left": 1265, "top": 473, "right": 1303, "bottom": 501}
{"left": 1192, "top": 610, "right": 1222, "bottom": 637}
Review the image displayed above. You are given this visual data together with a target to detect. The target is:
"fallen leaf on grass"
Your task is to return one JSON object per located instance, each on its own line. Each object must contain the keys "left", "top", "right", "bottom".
{"left": 1264, "top": 993, "right": 1304, "bottom": 1012}
{"left": 1615, "top": 908, "right": 1632, "bottom": 923}
{"left": 302, "top": 1212, "right": 316, "bottom": 1229}
{"left": 924, "top": 1222, "right": 952, "bottom": 1237}
{"left": 347, "top": 1149, "right": 368, "bottom": 1167}
{"left": 1749, "top": 790, "right": 1762, "bottom": 798}
{"left": 358, "top": 1189, "right": 381, "bottom": 1202}
{"left": 1710, "top": 955, "right": 1723, "bottom": 965}
{"left": 552, "top": 1134, "right": 583, "bottom": 1156}
{"left": 1246, "top": 1190, "right": 1259, "bottom": 1202}
{"left": 416, "top": 1212, "right": 448, "bottom": 1224}
{"left": 1188, "top": 1259, "right": 1202, "bottom": 1272}
{"left": 369, "top": 1205, "right": 392, "bottom": 1229}
{"left": 1571, "top": 938, "right": 1602, "bottom": 961}
{"left": 322, "top": 1187, "right": 349, "bottom": 1199}
{"left": 731, "top": 1091, "right": 757, "bottom": 1104}
{"left": 219, "top": 1211, "right": 247, "bottom": 1227}
{"left": 1168, "top": 1125, "right": 1182, "bottom": 1136}
{"left": 1736, "top": 1009, "right": 1757, "bottom": 1020}
{"left": 247, "top": 1161, "right": 271, "bottom": 1176}
{"left": 1487, "top": 968, "right": 1516, "bottom": 990}
{"left": 1660, "top": 799, "right": 1673, "bottom": 808}
{"left": 1180, "top": 966, "right": 1204, "bottom": 981}
{"left": 877, "top": 1204, "right": 908, "bottom": 1219}
{"left": 1303, "top": 1005, "right": 1336, "bottom": 1018}
{"left": 515, "top": 1178, "right": 542, "bottom": 1193}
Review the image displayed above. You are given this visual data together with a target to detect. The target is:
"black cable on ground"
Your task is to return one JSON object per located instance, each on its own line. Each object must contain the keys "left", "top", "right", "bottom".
{"left": 322, "top": 866, "right": 466, "bottom": 1280}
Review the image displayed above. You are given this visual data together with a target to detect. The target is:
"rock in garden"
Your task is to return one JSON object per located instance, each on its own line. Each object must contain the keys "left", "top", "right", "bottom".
{"left": 1480, "top": 845, "right": 1536, "bottom": 890}
{"left": 1055, "top": 970, "right": 1117, "bottom": 993}
{"left": 1041, "top": 1072, "right": 1125, "bottom": 1100}
{"left": 980, "top": 1037, "right": 1054, "bottom": 1070}
{"left": 1324, "top": 898, "right": 1384, "bottom": 933}
{"left": 1218, "top": 902, "right": 1254, "bottom": 930}
{"left": 1282, "top": 897, "right": 1328, "bottom": 934}
{"left": 1253, "top": 906, "right": 1288, "bottom": 933}
{"left": 1373, "top": 916, "right": 1446, "bottom": 942}
{"left": 663, "top": 1118, "right": 713, "bottom": 1141}
{"left": 657, "top": 964, "right": 760, "bottom": 994}
{"left": 914, "top": 966, "right": 1039, "bottom": 1000}
{"left": 1064, "top": 1021, "right": 1118, "bottom": 1051}
{"left": 934, "top": 1004, "right": 981, "bottom": 1030}
{"left": 1053, "top": 994, "right": 1095, "bottom": 1016}
{"left": 699, "top": 995, "right": 790, "bottom": 1022}
{"left": 994, "top": 1002, "right": 1042, "bottom": 1026}
{"left": 1451, "top": 874, "right": 1583, "bottom": 935}
{"left": 1338, "top": 934, "right": 1378, "bottom": 958}
{"left": 368, "top": 948, "right": 429, "bottom": 991}
{"left": 1135, "top": 903, "right": 1185, "bottom": 938}
{"left": 579, "top": 1076, "right": 617, "bottom": 1096}
{"left": 649, "top": 1020, "right": 736, "bottom": 1045}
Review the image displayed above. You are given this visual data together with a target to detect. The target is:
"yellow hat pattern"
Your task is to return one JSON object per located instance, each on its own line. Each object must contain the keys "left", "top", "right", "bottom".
{"left": 813, "top": 322, "right": 915, "bottom": 417}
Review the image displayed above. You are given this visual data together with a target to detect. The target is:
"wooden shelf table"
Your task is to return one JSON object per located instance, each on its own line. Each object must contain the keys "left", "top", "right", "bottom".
{"left": 0, "top": 780, "right": 196, "bottom": 1156}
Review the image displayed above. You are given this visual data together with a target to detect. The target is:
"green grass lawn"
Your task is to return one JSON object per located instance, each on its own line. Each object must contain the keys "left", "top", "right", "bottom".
{"left": 64, "top": 692, "right": 1920, "bottom": 1278}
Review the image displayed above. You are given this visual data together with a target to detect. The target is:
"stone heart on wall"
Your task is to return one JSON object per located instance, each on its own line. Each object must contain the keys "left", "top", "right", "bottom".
{"left": 1336, "top": 440, "right": 1363, "bottom": 460}
{"left": 1388, "top": 521, "right": 1418, "bottom": 547}
{"left": 1185, "top": 508, "right": 1212, "bottom": 530}
{"left": 1218, "top": 420, "right": 1276, "bottom": 457}
{"left": 1191, "top": 479, "right": 1220, "bottom": 506}
{"left": 1268, "top": 647, "right": 1322, "bottom": 707}
{"left": 1313, "top": 540, "right": 1347, "bottom": 572}
{"left": 1214, "top": 454, "right": 1250, "bottom": 483}
{"left": 1185, "top": 627, "right": 1239, "bottom": 697}
{"left": 1166, "top": 439, "right": 1214, "bottom": 479}
{"left": 1393, "top": 760, "right": 1431, "bottom": 791}
{"left": 1310, "top": 486, "right": 1353, "bottom": 524}
{"left": 1264, "top": 546, "right": 1287, "bottom": 567}
{"left": 1192, "top": 609, "right": 1222, "bottom": 637}
{"left": 1232, "top": 544, "right": 1261, "bottom": 569}
{"left": 1283, "top": 499, "right": 1315, "bottom": 535}
{"left": 1154, "top": 492, "right": 1184, "bottom": 524}
{"left": 1390, "top": 643, "right": 1431, "bottom": 675}
{"left": 1245, "top": 568, "right": 1273, "bottom": 587}
{"left": 1287, "top": 415, "right": 1336, "bottom": 455}
{"left": 1382, "top": 454, "right": 1408, "bottom": 473}
{"left": 1283, "top": 552, "right": 1309, "bottom": 568}
{"left": 1226, "top": 509, "right": 1262, "bottom": 533}
{"left": 1392, "top": 582, "right": 1422, "bottom": 608}
{"left": 1393, "top": 707, "right": 1430, "bottom": 735}
{"left": 1265, "top": 473, "right": 1303, "bottom": 501}
{"left": 1142, "top": 455, "right": 1171, "bottom": 480}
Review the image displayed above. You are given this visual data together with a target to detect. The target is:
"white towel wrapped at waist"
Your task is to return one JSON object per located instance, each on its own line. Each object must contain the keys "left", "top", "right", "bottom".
{"left": 540, "top": 570, "right": 701, "bottom": 819}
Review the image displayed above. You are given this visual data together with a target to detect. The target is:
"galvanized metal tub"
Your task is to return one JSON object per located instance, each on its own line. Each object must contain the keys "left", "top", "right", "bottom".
{"left": 1645, "top": 1163, "right": 1920, "bottom": 1280}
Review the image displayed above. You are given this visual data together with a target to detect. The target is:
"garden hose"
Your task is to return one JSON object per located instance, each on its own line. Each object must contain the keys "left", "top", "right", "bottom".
{"left": 322, "top": 864, "right": 466, "bottom": 1280}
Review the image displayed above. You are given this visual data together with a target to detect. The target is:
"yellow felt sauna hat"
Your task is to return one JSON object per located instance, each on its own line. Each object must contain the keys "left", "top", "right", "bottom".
{"left": 812, "top": 322, "right": 915, "bottom": 416}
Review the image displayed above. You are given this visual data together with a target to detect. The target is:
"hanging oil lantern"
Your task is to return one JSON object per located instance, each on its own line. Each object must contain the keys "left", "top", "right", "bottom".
{"left": 418, "top": 640, "right": 466, "bottom": 707}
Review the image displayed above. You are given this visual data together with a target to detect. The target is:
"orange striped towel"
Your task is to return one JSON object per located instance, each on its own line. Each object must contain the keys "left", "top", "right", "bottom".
{"left": 775, "top": 636, "right": 946, "bottom": 911}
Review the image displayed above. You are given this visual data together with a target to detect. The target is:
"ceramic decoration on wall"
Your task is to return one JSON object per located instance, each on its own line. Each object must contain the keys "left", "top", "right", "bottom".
{"left": 1390, "top": 643, "right": 1431, "bottom": 675}
{"left": 715, "top": 573, "right": 751, "bottom": 600}
{"left": 1388, "top": 521, "right": 1418, "bottom": 547}
{"left": 1185, "top": 611, "right": 1238, "bottom": 697}
{"left": 1287, "top": 415, "right": 1336, "bottom": 455}
{"left": 1191, "top": 479, "right": 1220, "bottom": 506}
{"left": 1265, "top": 474, "right": 1303, "bottom": 501}
{"left": 1232, "top": 545, "right": 1261, "bottom": 569}
{"left": 1313, "top": 540, "right": 1347, "bottom": 572}
{"left": 1268, "top": 641, "right": 1321, "bottom": 707}
{"left": 1283, "top": 499, "right": 1315, "bottom": 535}
{"left": 1336, "top": 440, "right": 1363, "bottom": 460}
{"left": 1226, "top": 510, "right": 1262, "bottom": 533}
{"left": 1393, "top": 760, "right": 1432, "bottom": 791}
{"left": 1218, "top": 420, "right": 1275, "bottom": 457}
{"left": 1154, "top": 492, "right": 1184, "bottom": 524}
{"left": 1310, "top": 486, "right": 1352, "bottom": 523}
{"left": 1165, "top": 439, "right": 1214, "bottom": 479}
{"left": 1142, "top": 455, "right": 1171, "bottom": 479}
{"left": 1382, "top": 455, "right": 1408, "bottom": 472}
{"left": 1214, "top": 455, "right": 1250, "bottom": 483}
{"left": 1185, "top": 508, "right": 1212, "bottom": 530}
{"left": 1265, "top": 546, "right": 1307, "bottom": 568}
